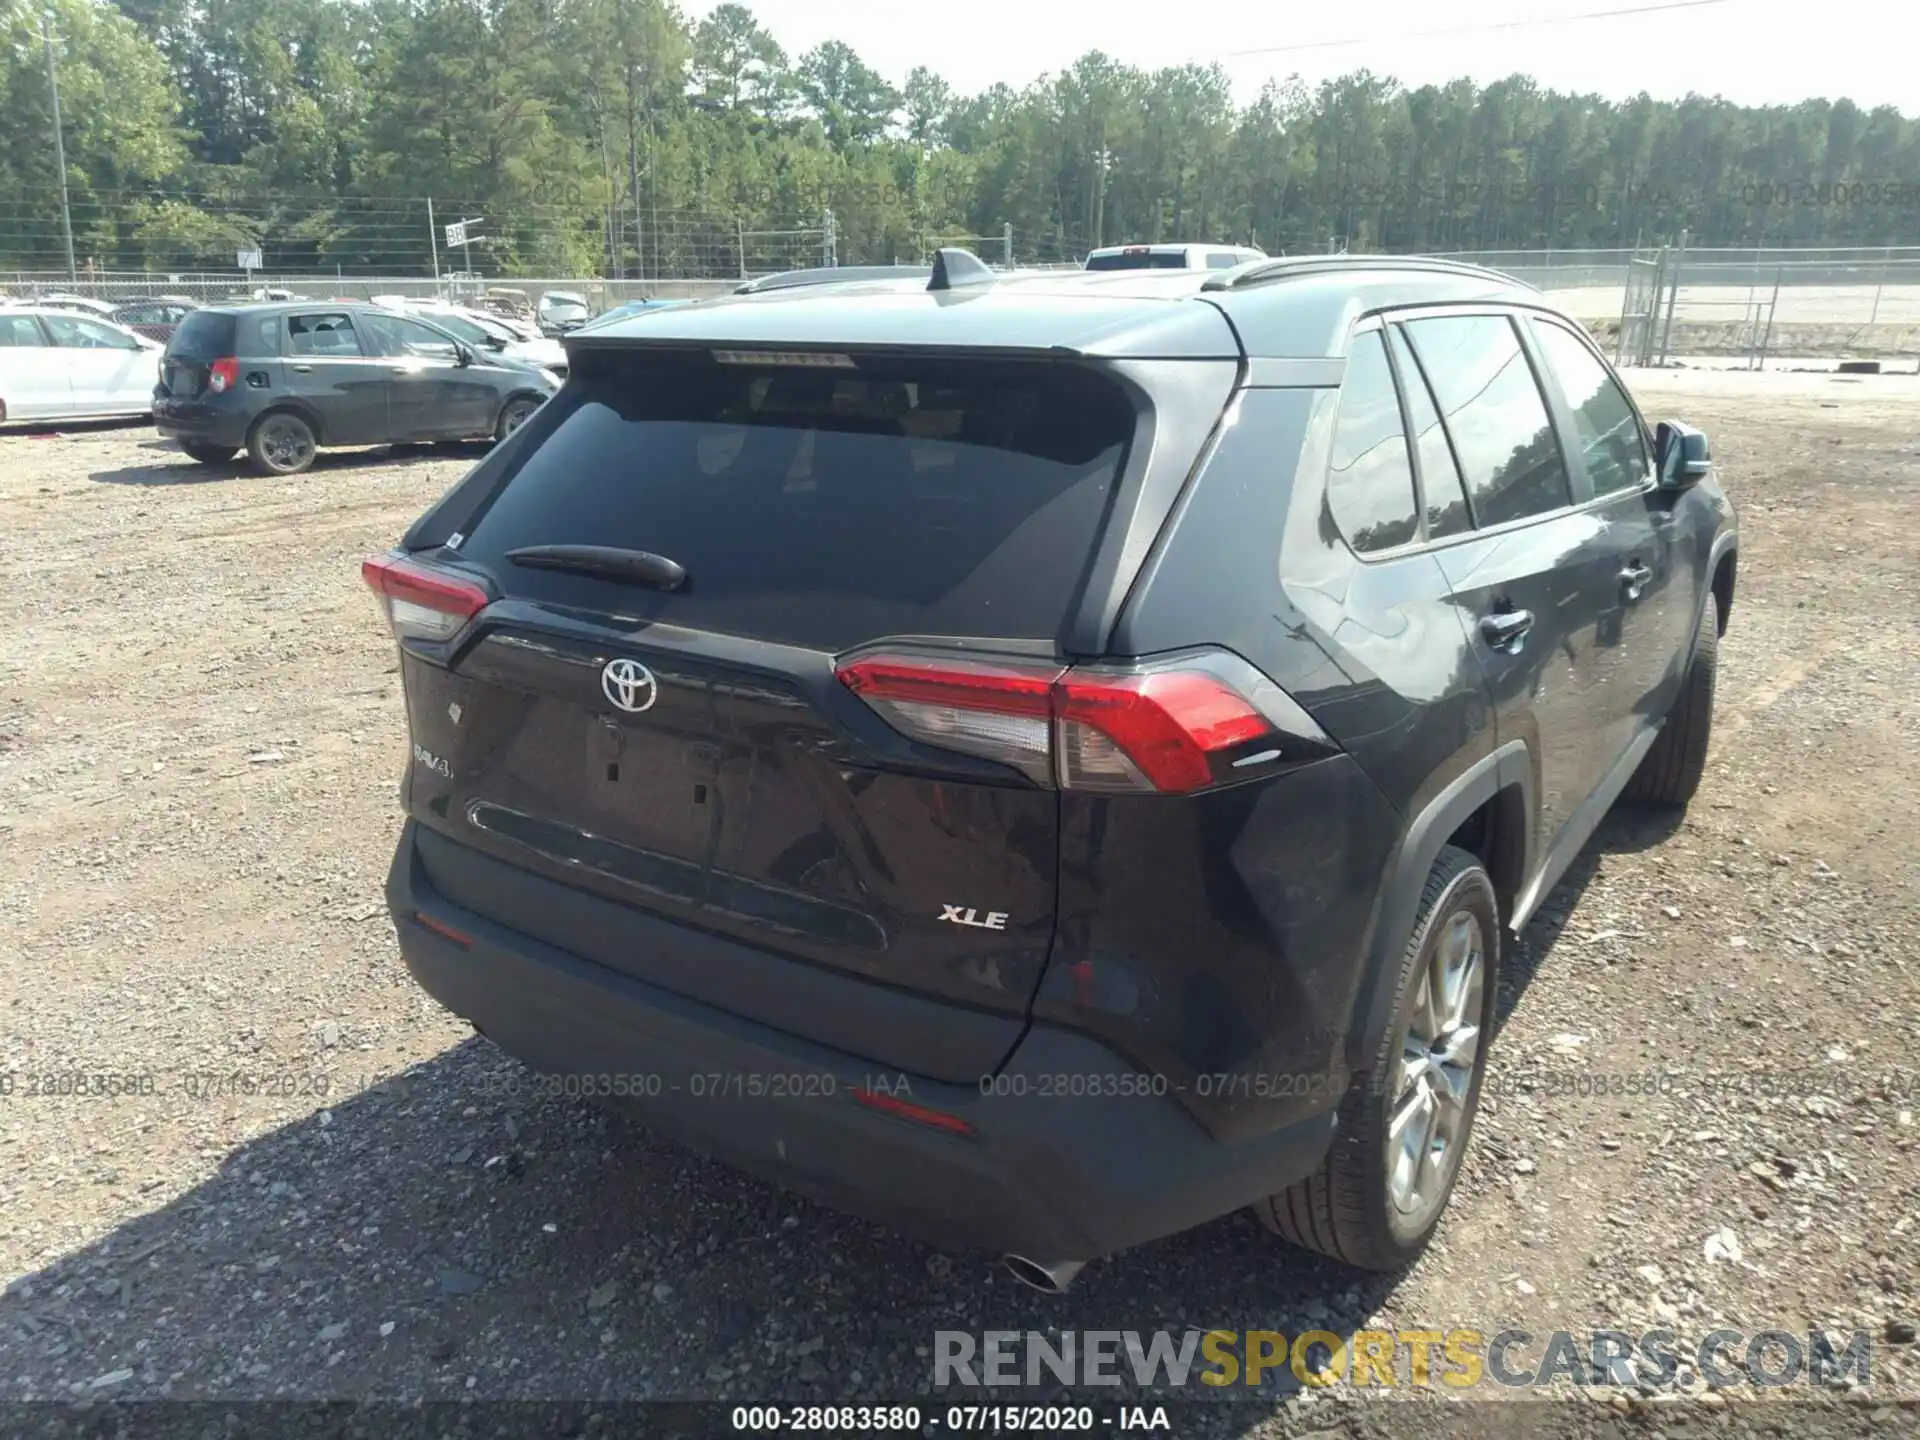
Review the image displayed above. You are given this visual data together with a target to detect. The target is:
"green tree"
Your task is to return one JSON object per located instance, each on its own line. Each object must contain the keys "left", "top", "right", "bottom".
{"left": 795, "top": 40, "right": 898, "bottom": 147}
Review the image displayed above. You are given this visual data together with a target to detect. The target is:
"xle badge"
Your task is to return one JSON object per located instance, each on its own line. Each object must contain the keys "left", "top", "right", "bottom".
{"left": 939, "top": 905, "right": 1008, "bottom": 931}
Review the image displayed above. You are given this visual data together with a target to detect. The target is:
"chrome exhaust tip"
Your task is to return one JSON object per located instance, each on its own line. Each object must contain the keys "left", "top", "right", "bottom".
{"left": 1002, "top": 1255, "right": 1085, "bottom": 1294}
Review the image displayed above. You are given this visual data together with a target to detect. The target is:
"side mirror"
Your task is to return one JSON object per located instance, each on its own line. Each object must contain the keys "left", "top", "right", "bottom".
{"left": 1655, "top": 421, "right": 1712, "bottom": 489}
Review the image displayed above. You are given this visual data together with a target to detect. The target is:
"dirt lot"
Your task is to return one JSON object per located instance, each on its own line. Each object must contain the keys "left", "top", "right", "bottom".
{"left": 2, "top": 372, "right": 1919, "bottom": 1436}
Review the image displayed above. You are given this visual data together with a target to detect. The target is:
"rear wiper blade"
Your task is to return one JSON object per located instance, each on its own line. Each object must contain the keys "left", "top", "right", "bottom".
{"left": 504, "top": 544, "right": 687, "bottom": 592}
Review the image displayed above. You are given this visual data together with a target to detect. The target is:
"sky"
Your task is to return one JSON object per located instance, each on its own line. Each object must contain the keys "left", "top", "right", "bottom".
{"left": 688, "top": 0, "right": 1914, "bottom": 113}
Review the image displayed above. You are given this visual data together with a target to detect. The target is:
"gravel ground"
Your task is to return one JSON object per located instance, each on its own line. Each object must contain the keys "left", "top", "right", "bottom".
{"left": 2, "top": 373, "right": 1918, "bottom": 1436}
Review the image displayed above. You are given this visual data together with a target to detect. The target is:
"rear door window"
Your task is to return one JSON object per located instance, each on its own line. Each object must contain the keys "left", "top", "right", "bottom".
{"left": 453, "top": 352, "right": 1137, "bottom": 650}
{"left": 1403, "top": 314, "right": 1571, "bottom": 528}
{"left": 0, "top": 315, "right": 48, "bottom": 346}
{"left": 1326, "top": 331, "right": 1419, "bottom": 554}
{"left": 288, "top": 312, "right": 365, "bottom": 357}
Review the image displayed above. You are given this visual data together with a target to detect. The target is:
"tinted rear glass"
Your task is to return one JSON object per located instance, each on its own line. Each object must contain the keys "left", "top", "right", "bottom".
{"left": 166, "top": 311, "right": 238, "bottom": 359}
{"left": 1084, "top": 252, "right": 1188, "bottom": 271}
{"left": 455, "top": 351, "right": 1136, "bottom": 649}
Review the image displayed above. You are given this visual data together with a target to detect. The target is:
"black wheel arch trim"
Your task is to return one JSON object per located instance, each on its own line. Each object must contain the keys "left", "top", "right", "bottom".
{"left": 1691, "top": 529, "right": 1739, "bottom": 665}
{"left": 1344, "top": 739, "right": 1532, "bottom": 1071}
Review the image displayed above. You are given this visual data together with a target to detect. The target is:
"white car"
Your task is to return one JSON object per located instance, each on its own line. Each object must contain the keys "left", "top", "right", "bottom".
{"left": 371, "top": 298, "right": 569, "bottom": 377}
{"left": 536, "top": 290, "right": 592, "bottom": 336}
{"left": 35, "top": 292, "right": 122, "bottom": 318}
{"left": 0, "top": 307, "right": 163, "bottom": 424}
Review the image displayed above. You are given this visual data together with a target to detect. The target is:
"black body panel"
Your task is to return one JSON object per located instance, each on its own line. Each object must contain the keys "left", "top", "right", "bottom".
{"left": 372, "top": 257, "right": 1738, "bottom": 1264}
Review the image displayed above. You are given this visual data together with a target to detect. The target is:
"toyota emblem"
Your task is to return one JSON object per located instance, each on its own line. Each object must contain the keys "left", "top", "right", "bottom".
{"left": 601, "top": 658, "right": 658, "bottom": 714}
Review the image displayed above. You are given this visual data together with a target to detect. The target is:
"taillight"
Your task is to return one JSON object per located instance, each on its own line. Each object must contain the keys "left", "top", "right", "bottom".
{"left": 836, "top": 649, "right": 1317, "bottom": 795}
{"left": 360, "top": 552, "right": 490, "bottom": 643}
{"left": 1056, "top": 669, "right": 1271, "bottom": 793}
{"left": 207, "top": 357, "right": 240, "bottom": 393}
{"left": 837, "top": 655, "right": 1060, "bottom": 786}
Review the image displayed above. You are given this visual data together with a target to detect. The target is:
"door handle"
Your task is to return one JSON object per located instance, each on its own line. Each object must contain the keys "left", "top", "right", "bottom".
{"left": 1479, "top": 609, "right": 1535, "bottom": 654}
{"left": 291, "top": 364, "right": 312, "bottom": 373}
{"left": 1619, "top": 562, "right": 1652, "bottom": 601}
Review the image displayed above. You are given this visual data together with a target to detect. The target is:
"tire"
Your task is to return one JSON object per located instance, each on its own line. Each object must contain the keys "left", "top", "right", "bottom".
{"left": 246, "top": 411, "right": 317, "bottom": 476}
{"left": 180, "top": 442, "right": 237, "bottom": 466}
{"left": 494, "top": 395, "right": 540, "bottom": 443}
{"left": 1626, "top": 612, "right": 1717, "bottom": 807}
{"left": 1259, "top": 846, "right": 1499, "bottom": 1271}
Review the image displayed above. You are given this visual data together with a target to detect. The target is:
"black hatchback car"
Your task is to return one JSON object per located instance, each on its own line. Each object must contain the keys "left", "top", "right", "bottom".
{"left": 154, "top": 302, "right": 558, "bottom": 475}
{"left": 366, "top": 251, "right": 1736, "bottom": 1284}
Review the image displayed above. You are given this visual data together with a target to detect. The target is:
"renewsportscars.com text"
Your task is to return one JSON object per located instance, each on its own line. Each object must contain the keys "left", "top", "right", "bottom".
{"left": 933, "top": 1327, "right": 1873, "bottom": 1390}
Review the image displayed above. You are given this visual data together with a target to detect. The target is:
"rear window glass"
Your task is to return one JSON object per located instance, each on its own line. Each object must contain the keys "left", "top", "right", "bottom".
{"left": 167, "top": 311, "right": 237, "bottom": 359}
{"left": 1084, "top": 251, "right": 1188, "bottom": 270}
{"left": 454, "top": 352, "right": 1136, "bottom": 650}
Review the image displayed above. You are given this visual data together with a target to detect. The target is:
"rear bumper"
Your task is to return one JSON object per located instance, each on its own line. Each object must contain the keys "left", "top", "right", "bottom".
{"left": 387, "top": 820, "right": 1335, "bottom": 1259}
{"left": 153, "top": 394, "right": 251, "bottom": 448}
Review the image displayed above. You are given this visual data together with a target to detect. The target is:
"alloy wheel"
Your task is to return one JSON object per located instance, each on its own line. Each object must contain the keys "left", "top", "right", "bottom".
{"left": 260, "top": 416, "right": 314, "bottom": 472}
{"left": 1386, "top": 908, "right": 1485, "bottom": 1231}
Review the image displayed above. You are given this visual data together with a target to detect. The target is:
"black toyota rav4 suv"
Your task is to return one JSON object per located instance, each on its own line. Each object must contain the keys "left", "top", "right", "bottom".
{"left": 368, "top": 250, "right": 1736, "bottom": 1284}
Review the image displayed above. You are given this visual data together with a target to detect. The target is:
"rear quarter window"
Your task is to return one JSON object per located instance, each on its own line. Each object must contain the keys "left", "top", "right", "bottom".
{"left": 452, "top": 351, "right": 1138, "bottom": 650}
{"left": 1326, "top": 332, "right": 1419, "bottom": 554}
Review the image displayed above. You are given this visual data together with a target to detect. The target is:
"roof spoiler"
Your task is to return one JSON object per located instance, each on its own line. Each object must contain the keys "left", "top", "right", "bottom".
{"left": 927, "top": 247, "right": 996, "bottom": 291}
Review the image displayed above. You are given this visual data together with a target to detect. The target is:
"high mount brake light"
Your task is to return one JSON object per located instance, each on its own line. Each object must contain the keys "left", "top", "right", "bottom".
{"left": 836, "top": 652, "right": 1283, "bottom": 795}
{"left": 361, "top": 552, "right": 490, "bottom": 643}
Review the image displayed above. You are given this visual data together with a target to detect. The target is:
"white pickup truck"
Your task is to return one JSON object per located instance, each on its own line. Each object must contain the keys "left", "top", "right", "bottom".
{"left": 1083, "top": 243, "right": 1267, "bottom": 272}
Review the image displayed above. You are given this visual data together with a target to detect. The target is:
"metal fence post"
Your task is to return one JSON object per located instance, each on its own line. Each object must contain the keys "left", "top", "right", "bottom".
{"left": 1757, "top": 266, "right": 1781, "bottom": 372}
{"left": 822, "top": 209, "right": 836, "bottom": 268}
{"left": 1615, "top": 254, "right": 1635, "bottom": 366}
{"left": 1657, "top": 230, "right": 1687, "bottom": 366}
{"left": 1869, "top": 242, "right": 1891, "bottom": 327}
{"left": 1003, "top": 223, "right": 1013, "bottom": 269}
{"left": 737, "top": 217, "right": 747, "bottom": 279}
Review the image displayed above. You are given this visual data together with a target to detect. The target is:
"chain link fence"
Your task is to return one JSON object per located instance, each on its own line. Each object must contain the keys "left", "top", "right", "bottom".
{"left": 1435, "top": 245, "right": 1920, "bottom": 365}
{"left": 9, "top": 225, "right": 1916, "bottom": 367}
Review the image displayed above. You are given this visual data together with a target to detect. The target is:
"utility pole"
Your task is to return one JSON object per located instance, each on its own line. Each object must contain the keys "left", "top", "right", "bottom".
{"left": 1091, "top": 147, "right": 1113, "bottom": 253}
{"left": 40, "top": 20, "right": 76, "bottom": 283}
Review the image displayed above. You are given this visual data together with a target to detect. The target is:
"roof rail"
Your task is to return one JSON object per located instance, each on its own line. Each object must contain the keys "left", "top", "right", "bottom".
{"left": 734, "top": 264, "right": 931, "bottom": 295}
{"left": 1201, "top": 254, "right": 1536, "bottom": 293}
